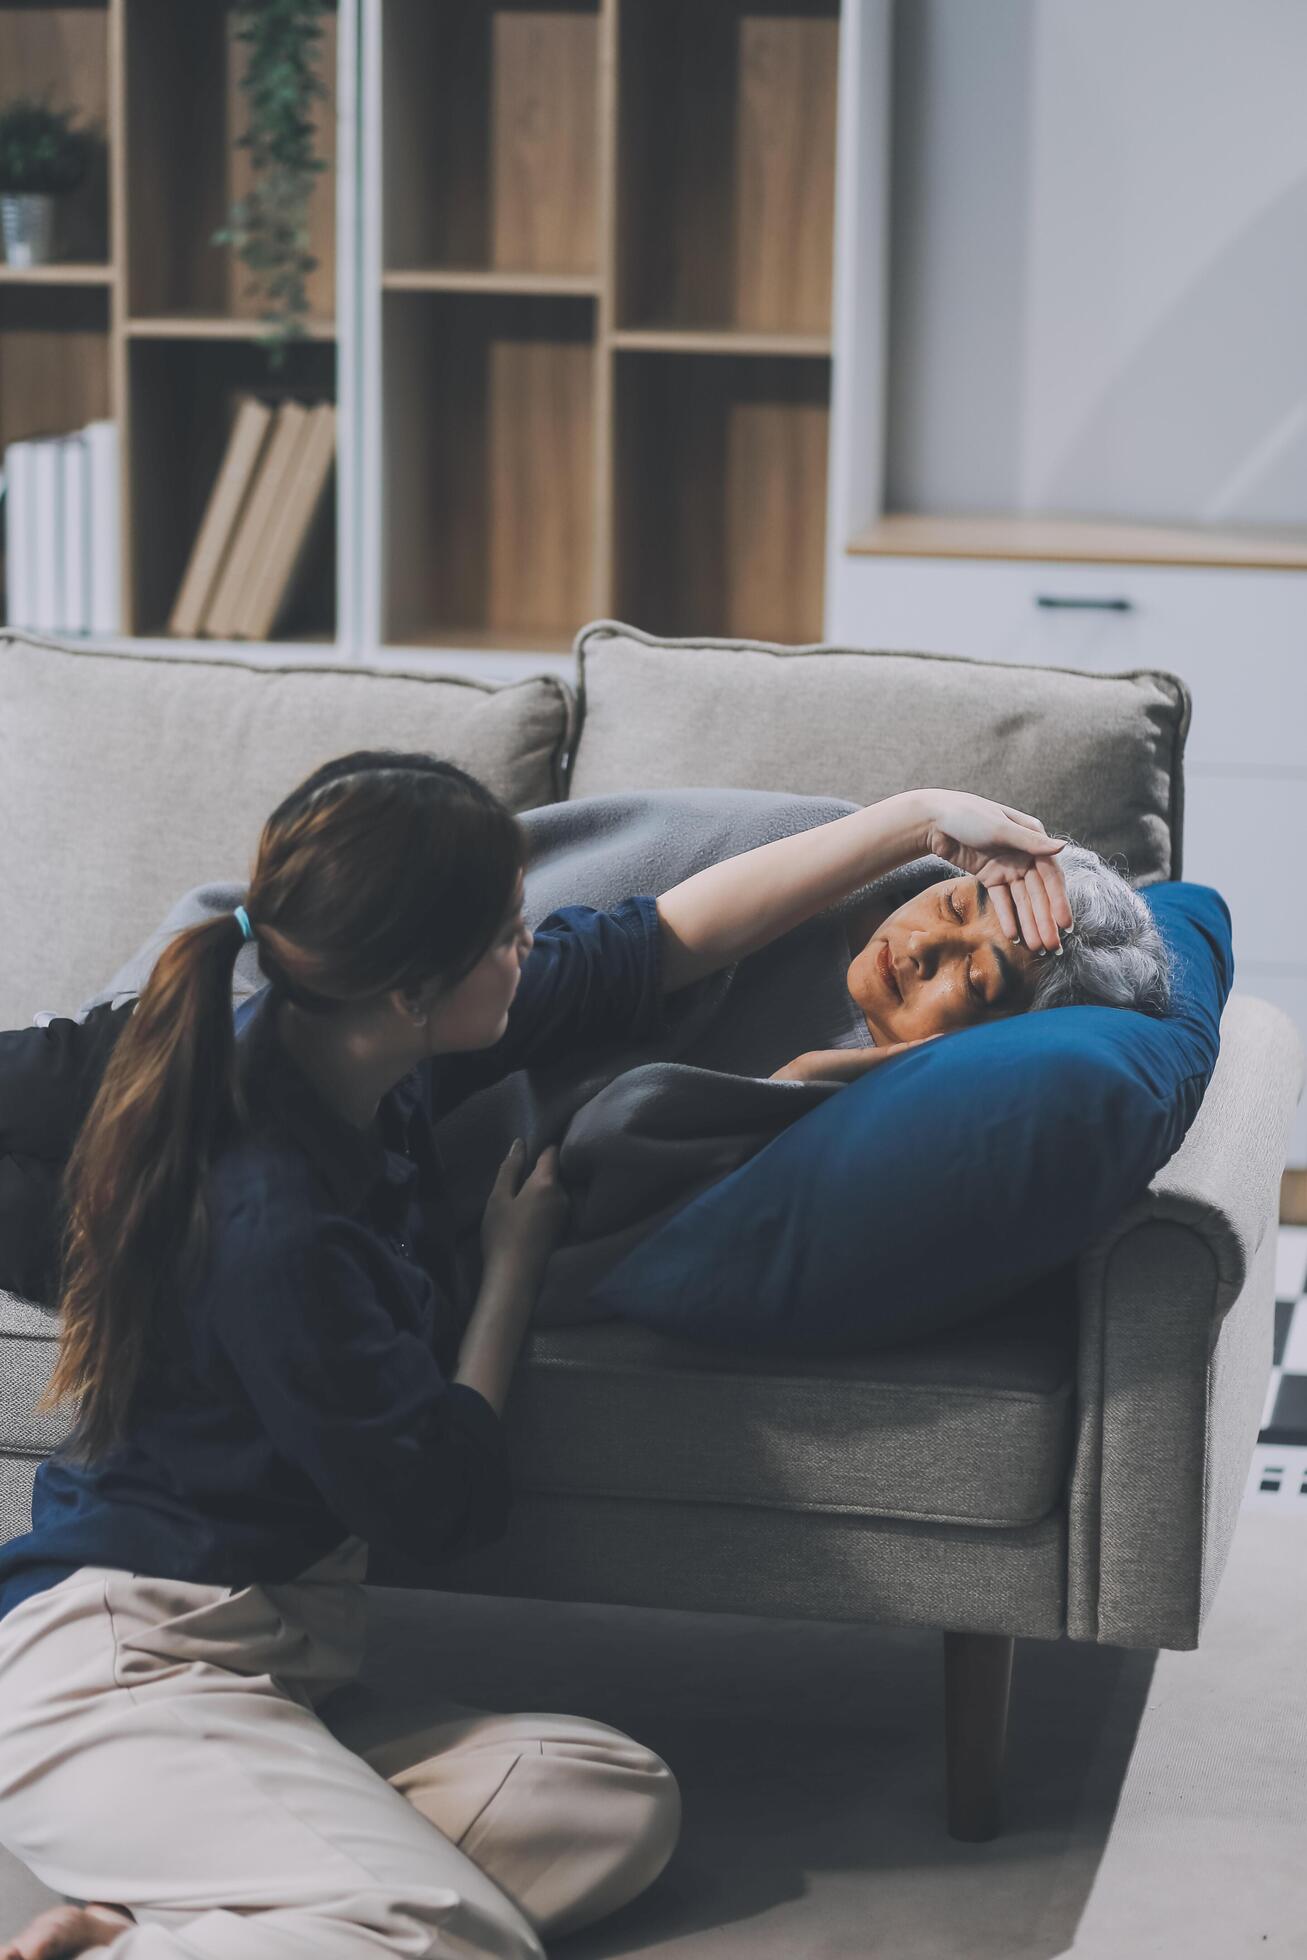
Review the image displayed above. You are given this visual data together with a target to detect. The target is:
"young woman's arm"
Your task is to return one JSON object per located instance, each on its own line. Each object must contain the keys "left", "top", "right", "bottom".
{"left": 452, "top": 1248, "right": 540, "bottom": 1415}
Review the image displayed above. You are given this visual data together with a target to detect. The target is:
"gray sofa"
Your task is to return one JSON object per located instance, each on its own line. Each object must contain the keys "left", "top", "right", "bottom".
{"left": 1, "top": 618, "right": 1302, "bottom": 1848}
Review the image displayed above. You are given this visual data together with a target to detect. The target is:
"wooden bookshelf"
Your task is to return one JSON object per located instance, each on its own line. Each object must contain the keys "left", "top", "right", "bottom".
{"left": 368, "top": 0, "right": 843, "bottom": 651}
{"left": 0, "top": 0, "right": 339, "bottom": 641}
{"left": 4, "top": 0, "right": 841, "bottom": 652}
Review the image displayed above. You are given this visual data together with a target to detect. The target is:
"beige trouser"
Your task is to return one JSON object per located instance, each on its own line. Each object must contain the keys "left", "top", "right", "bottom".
{"left": 0, "top": 1533, "right": 680, "bottom": 1958}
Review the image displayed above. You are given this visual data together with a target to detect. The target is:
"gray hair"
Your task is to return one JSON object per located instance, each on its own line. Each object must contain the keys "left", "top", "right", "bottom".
{"left": 995, "top": 839, "right": 1173, "bottom": 1017}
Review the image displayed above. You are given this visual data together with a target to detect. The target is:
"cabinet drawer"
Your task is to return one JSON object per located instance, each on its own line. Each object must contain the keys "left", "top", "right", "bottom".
{"left": 831, "top": 556, "right": 1306, "bottom": 770}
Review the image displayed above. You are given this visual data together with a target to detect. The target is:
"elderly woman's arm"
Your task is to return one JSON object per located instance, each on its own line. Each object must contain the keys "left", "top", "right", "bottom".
{"left": 655, "top": 788, "right": 1071, "bottom": 992}
{"left": 769, "top": 1036, "right": 943, "bottom": 1085}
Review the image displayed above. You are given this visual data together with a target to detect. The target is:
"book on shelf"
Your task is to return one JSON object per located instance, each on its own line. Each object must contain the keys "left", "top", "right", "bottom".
{"left": 31, "top": 440, "right": 61, "bottom": 634}
{"left": 1, "top": 419, "right": 119, "bottom": 637}
{"left": 60, "top": 432, "right": 90, "bottom": 636}
{"left": 233, "top": 401, "right": 337, "bottom": 641}
{"left": 201, "top": 399, "right": 311, "bottom": 639}
{"left": 85, "top": 421, "right": 120, "bottom": 635}
{"left": 2, "top": 439, "right": 34, "bottom": 631}
{"left": 167, "top": 394, "right": 275, "bottom": 638}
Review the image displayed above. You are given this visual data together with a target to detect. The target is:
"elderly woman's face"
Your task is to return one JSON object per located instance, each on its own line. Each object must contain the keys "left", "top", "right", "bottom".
{"left": 848, "top": 874, "right": 1045, "bottom": 1045}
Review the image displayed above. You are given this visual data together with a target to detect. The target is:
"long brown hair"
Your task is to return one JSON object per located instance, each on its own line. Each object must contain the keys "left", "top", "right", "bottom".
{"left": 36, "top": 749, "right": 526, "bottom": 1465}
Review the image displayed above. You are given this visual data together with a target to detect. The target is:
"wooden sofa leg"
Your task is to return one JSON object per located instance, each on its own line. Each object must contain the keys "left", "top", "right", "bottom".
{"left": 942, "top": 1629, "right": 1015, "bottom": 1842}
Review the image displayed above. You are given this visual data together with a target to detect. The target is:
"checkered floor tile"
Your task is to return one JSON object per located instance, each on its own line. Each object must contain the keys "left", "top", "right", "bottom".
{"left": 1242, "top": 1225, "right": 1307, "bottom": 1513}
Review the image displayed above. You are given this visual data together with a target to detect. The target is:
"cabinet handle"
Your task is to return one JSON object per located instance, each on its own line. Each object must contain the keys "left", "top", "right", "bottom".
{"left": 1034, "top": 594, "right": 1134, "bottom": 612}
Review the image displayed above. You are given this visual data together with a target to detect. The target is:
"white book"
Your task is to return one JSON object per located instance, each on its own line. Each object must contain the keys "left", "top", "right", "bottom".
{"left": 60, "top": 432, "right": 91, "bottom": 635}
{"left": 31, "top": 440, "right": 62, "bottom": 633}
{"left": 85, "top": 420, "right": 120, "bottom": 635}
{"left": 3, "top": 439, "right": 35, "bottom": 629}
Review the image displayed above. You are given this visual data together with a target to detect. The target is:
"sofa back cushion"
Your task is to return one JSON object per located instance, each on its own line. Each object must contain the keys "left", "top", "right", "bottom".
{"left": 567, "top": 620, "right": 1189, "bottom": 885}
{"left": 0, "top": 631, "right": 575, "bottom": 1029}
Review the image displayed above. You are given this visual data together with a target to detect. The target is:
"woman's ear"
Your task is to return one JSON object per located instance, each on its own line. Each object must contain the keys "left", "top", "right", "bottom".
{"left": 393, "top": 974, "right": 443, "bottom": 1026}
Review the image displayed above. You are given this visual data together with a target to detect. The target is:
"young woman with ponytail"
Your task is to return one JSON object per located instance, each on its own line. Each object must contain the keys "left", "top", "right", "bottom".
{"left": 0, "top": 751, "right": 1070, "bottom": 1958}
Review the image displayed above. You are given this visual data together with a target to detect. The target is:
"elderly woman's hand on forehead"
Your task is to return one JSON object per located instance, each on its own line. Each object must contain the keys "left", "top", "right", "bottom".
{"left": 917, "top": 789, "right": 1074, "bottom": 955}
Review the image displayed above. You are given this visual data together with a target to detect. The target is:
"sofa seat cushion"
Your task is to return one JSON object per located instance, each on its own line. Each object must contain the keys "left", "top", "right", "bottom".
{"left": 500, "top": 1272, "right": 1079, "bottom": 1529}
{"left": 0, "top": 630, "right": 576, "bottom": 1030}
{"left": 0, "top": 1270, "right": 1077, "bottom": 1536}
{"left": 568, "top": 619, "right": 1188, "bottom": 885}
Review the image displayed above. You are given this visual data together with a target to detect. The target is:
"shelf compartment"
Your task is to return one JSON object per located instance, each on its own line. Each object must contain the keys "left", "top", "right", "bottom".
{"left": 0, "top": 3, "right": 112, "bottom": 265}
{"left": 617, "top": 0, "right": 839, "bottom": 336}
{"left": 0, "top": 286, "right": 111, "bottom": 451}
{"left": 381, "top": 0, "right": 600, "bottom": 278}
{"left": 614, "top": 348, "right": 830, "bottom": 644}
{"left": 126, "top": 336, "right": 337, "bottom": 640}
{"left": 124, "top": 0, "right": 336, "bottom": 325}
{"left": 383, "top": 290, "right": 596, "bottom": 645}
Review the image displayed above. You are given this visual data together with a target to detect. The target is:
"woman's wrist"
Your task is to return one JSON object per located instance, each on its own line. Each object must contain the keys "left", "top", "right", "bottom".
{"left": 483, "top": 1240, "right": 548, "bottom": 1288}
{"left": 849, "top": 789, "right": 935, "bottom": 874}
{"left": 897, "top": 788, "right": 937, "bottom": 857}
{"left": 455, "top": 1252, "right": 541, "bottom": 1413}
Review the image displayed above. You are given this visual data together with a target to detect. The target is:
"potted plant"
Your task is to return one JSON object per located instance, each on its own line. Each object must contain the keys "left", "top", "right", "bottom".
{"left": 213, "top": 0, "right": 330, "bottom": 367}
{"left": 0, "top": 98, "right": 90, "bottom": 268}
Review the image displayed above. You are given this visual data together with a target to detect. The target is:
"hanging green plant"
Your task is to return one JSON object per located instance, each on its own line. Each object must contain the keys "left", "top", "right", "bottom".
{"left": 212, "top": 0, "right": 330, "bottom": 370}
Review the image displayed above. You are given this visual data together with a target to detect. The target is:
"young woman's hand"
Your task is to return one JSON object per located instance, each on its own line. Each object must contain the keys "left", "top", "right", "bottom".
{"left": 918, "top": 788, "right": 1072, "bottom": 953}
{"left": 480, "top": 1138, "right": 572, "bottom": 1279}
{"left": 769, "top": 1036, "right": 943, "bottom": 1084}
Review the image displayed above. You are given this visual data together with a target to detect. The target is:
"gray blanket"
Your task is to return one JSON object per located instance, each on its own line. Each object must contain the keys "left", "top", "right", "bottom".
{"left": 80, "top": 789, "right": 958, "bottom": 1325}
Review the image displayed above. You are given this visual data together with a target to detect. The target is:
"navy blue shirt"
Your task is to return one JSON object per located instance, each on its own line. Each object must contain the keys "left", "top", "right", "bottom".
{"left": 0, "top": 895, "right": 678, "bottom": 1625}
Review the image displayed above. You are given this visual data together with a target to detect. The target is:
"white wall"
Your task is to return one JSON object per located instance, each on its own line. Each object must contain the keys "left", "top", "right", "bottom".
{"left": 885, "top": 0, "right": 1307, "bottom": 526}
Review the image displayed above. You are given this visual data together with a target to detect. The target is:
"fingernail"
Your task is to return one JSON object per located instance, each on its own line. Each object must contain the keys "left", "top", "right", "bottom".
{"left": 1054, "top": 944, "right": 1064, "bottom": 956}
{"left": 1012, "top": 937, "right": 1022, "bottom": 945}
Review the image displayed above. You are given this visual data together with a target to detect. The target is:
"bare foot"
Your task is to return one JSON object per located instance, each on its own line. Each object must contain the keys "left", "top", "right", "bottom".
{"left": 1, "top": 1899, "right": 135, "bottom": 1958}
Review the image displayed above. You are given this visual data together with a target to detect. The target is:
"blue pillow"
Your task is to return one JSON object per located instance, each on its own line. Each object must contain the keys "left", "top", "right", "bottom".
{"left": 587, "top": 882, "right": 1234, "bottom": 1352}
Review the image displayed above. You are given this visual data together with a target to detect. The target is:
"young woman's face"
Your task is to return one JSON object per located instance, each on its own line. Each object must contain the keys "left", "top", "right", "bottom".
{"left": 423, "top": 868, "right": 533, "bottom": 1051}
{"left": 848, "top": 873, "right": 1043, "bottom": 1045}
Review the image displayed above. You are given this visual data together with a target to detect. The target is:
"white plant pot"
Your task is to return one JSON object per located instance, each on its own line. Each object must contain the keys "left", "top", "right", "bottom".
{"left": 0, "top": 193, "right": 57, "bottom": 268}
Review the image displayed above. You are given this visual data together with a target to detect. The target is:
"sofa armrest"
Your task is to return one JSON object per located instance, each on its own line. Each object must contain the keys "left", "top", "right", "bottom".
{"left": 1066, "top": 992, "right": 1306, "bottom": 1650}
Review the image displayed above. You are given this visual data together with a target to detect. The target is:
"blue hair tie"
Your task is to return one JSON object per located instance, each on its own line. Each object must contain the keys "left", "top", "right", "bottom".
{"left": 233, "top": 905, "right": 255, "bottom": 944}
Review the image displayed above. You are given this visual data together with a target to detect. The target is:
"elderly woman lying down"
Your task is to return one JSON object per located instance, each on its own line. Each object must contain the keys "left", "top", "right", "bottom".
{"left": 760, "top": 808, "right": 1172, "bottom": 1085}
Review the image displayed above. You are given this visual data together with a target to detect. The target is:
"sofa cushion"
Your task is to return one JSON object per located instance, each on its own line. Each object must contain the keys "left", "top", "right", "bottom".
{"left": 503, "top": 1269, "right": 1078, "bottom": 1528}
{"left": 0, "top": 1264, "right": 1077, "bottom": 1540}
{"left": 585, "top": 882, "right": 1234, "bottom": 1352}
{"left": 567, "top": 619, "right": 1188, "bottom": 885}
{"left": 0, "top": 631, "right": 576, "bottom": 1030}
